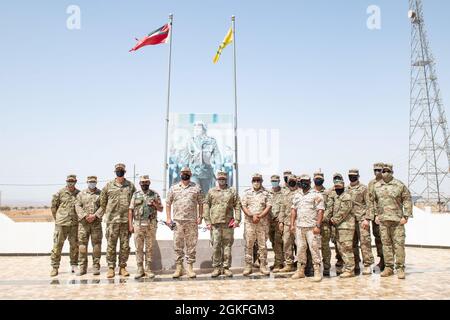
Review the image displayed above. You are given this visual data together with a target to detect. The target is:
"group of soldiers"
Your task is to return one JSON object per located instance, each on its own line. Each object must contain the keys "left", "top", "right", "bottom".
{"left": 50, "top": 162, "right": 412, "bottom": 281}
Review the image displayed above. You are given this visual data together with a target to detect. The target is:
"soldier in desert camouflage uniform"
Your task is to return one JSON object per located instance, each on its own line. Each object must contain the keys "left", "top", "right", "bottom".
{"left": 268, "top": 175, "right": 284, "bottom": 272}
{"left": 277, "top": 174, "right": 298, "bottom": 273}
{"left": 346, "top": 169, "right": 374, "bottom": 275}
{"left": 50, "top": 175, "right": 80, "bottom": 277}
{"left": 129, "top": 175, "right": 163, "bottom": 279}
{"left": 166, "top": 167, "right": 204, "bottom": 279}
{"left": 204, "top": 171, "right": 241, "bottom": 277}
{"left": 241, "top": 173, "right": 272, "bottom": 276}
{"left": 99, "top": 163, "right": 136, "bottom": 278}
{"left": 368, "top": 162, "right": 385, "bottom": 271}
{"left": 75, "top": 176, "right": 103, "bottom": 276}
{"left": 373, "top": 163, "right": 412, "bottom": 280}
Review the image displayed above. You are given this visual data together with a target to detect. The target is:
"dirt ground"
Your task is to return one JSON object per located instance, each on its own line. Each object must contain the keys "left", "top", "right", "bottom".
{"left": 2, "top": 209, "right": 53, "bottom": 222}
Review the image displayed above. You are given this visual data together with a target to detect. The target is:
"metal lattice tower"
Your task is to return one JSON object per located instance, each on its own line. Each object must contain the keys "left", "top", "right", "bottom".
{"left": 408, "top": 0, "right": 450, "bottom": 210}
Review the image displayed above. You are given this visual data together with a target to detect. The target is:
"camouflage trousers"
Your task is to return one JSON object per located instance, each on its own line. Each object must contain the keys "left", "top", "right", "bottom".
{"left": 295, "top": 227, "right": 321, "bottom": 266}
{"left": 106, "top": 223, "right": 130, "bottom": 268}
{"left": 330, "top": 225, "right": 344, "bottom": 267}
{"left": 353, "top": 221, "right": 375, "bottom": 267}
{"left": 51, "top": 224, "right": 79, "bottom": 268}
{"left": 372, "top": 220, "right": 383, "bottom": 258}
{"left": 244, "top": 220, "right": 268, "bottom": 265}
{"left": 282, "top": 224, "right": 296, "bottom": 266}
{"left": 268, "top": 219, "right": 284, "bottom": 266}
{"left": 211, "top": 223, "right": 234, "bottom": 268}
{"left": 336, "top": 227, "right": 355, "bottom": 273}
{"left": 78, "top": 220, "right": 102, "bottom": 269}
{"left": 173, "top": 220, "right": 198, "bottom": 264}
{"left": 133, "top": 220, "right": 157, "bottom": 266}
{"left": 380, "top": 221, "right": 406, "bottom": 270}
{"left": 321, "top": 223, "right": 332, "bottom": 270}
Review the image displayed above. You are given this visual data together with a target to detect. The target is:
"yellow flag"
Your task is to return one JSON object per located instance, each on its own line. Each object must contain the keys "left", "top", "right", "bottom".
{"left": 213, "top": 27, "right": 233, "bottom": 64}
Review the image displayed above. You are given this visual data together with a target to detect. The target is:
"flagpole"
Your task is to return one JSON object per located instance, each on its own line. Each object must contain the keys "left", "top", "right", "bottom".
{"left": 163, "top": 13, "right": 173, "bottom": 198}
{"left": 231, "top": 15, "right": 239, "bottom": 194}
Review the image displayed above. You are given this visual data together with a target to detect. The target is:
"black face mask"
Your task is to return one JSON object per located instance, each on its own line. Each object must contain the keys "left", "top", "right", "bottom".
{"left": 116, "top": 170, "right": 125, "bottom": 177}
{"left": 141, "top": 184, "right": 150, "bottom": 191}
{"left": 300, "top": 181, "right": 310, "bottom": 190}
{"left": 181, "top": 174, "right": 190, "bottom": 181}
{"left": 349, "top": 176, "right": 359, "bottom": 183}
{"left": 314, "top": 179, "right": 324, "bottom": 187}
{"left": 284, "top": 177, "right": 288, "bottom": 183}
{"left": 288, "top": 181, "right": 297, "bottom": 188}
{"left": 335, "top": 188, "right": 344, "bottom": 196}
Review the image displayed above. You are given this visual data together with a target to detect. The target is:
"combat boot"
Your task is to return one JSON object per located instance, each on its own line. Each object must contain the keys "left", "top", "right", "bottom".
{"left": 259, "top": 264, "right": 270, "bottom": 276}
{"left": 272, "top": 264, "right": 283, "bottom": 273}
{"left": 211, "top": 268, "right": 221, "bottom": 278}
{"left": 362, "top": 266, "right": 372, "bottom": 275}
{"left": 339, "top": 271, "right": 355, "bottom": 278}
{"left": 223, "top": 268, "right": 233, "bottom": 277}
{"left": 279, "top": 264, "right": 295, "bottom": 273}
{"left": 119, "top": 267, "right": 130, "bottom": 277}
{"left": 93, "top": 265, "right": 100, "bottom": 276}
{"left": 335, "top": 264, "right": 344, "bottom": 275}
{"left": 311, "top": 265, "right": 322, "bottom": 282}
{"left": 354, "top": 266, "right": 361, "bottom": 276}
{"left": 50, "top": 267, "right": 58, "bottom": 277}
{"left": 323, "top": 268, "right": 331, "bottom": 277}
{"left": 291, "top": 265, "right": 305, "bottom": 279}
{"left": 172, "top": 263, "right": 183, "bottom": 278}
{"left": 77, "top": 266, "right": 87, "bottom": 276}
{"left": 253, "top": 259, "right": 260, "bottom": 268}
{"left": 397, "top": 268, "right": 405, "bottom": 280}
{"left": 106, "top": 267, "right": 115, "bottom": 278}
{"left": 243, "top": 263, "right": 253, "bottom": 276}
{"left": 145, "top": 265, "right": 155, "bottom": 279}
{"left": 134, "top": 264, "right": 145, "bottom": 279}
{"left": 380, "top": 267, "right": 394, "bottom": 277}
{"left": 186, "top": 263, "right": 196, "bottom": 278}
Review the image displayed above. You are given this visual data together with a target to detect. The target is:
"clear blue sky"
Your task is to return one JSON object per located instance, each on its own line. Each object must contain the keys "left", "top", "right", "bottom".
{"left": 1, "top": 0, "right": 449, "bottom": 205}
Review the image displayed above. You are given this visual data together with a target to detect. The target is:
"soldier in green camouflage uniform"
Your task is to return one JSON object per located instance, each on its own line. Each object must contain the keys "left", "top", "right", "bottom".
{"left": 346, "top": 169, "right": 374, "bottom": 275}
{"left": 368, "top": 162, "right": 385, "bottom": 271}
{"left": 373, "top": 164, "right": 412, "bottom": 280}
{"left": 129, "top": 175, "right": 163, "bottom": 279}
{"left": 50, "top": 175, "right": 80, "bottom": 277}
{"left": 99, "top": 163, "right": 136, "bottom": 278}
{"left": 241, "top": 173, "right": 272, "bottom": 276}
{"left": 75, "top": 176, "right": 103, "bottom": 276}
{"left": 166, "top": 167, "right": 204, "bottom": 279}
{"left": 268, "top": 175, "right": 284, "bottom": 272}
{"left": 329, "top": 179, "right": 356, "bottom": 278}
{"left": 204, "top": 171, "right": 241, "bottom": 277}
{"left": 278, "top": 174, "right": 298, "bottom": 273}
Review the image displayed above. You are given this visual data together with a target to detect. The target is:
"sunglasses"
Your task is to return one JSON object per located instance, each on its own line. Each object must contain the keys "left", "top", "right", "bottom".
{"left": 382, "top": 170, "right": 392, "bottom": 173}
{"left": 252, "top": 179, "right": 262, "bottom": 183}
{"left": 374, "top": 169, "right": 382, "bottom": 173}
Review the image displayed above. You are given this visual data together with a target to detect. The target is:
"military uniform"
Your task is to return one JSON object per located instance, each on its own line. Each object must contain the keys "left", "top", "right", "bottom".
{"left": 50, "top": 175, "right": 80, "bottom": 273}
{"left": 204, "top": 172, "right": 241, "bottom": 276}
{"left": 373, "top": 164, "right": 412, "bottom": 278}
{"left": 75, "top": 176, "right": 103, "bottom": 274}
{"left": 368, "top": 162, "right": 385, "bottom": 269}
{"left": 329, "top": 180, "right": 355, "bottom": 277}
{"left": 346, "top": 169, "right": 374, "bottom": 273}
{"left": 129, "top": 176, "right": 161, "bottom": 278}
{"left": 241, "top": 174, "right": 272, "bottom": 274}
{"left": 291, "top": 175, "right": 324, "bottom": 281}
{"left": 99, "top": 164, "right": 136, "bottom": 275}
{"left": 268, "top": 175, "right": 284, "bottom": 270}
{"left": 278, "top": 175, "right": 298, "bottom": 271}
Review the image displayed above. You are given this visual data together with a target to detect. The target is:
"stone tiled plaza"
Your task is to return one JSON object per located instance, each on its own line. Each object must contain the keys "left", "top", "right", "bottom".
{"left": 0, "top": 247, "right": 449, "bottom": 300}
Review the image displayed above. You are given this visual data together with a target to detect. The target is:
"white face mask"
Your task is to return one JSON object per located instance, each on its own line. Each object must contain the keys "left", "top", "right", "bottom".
{"left": 88, "top": 182, "right": 97, "bottom": 189}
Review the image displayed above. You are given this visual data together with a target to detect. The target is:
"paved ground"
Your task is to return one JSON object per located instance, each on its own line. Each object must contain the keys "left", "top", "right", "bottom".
{"left": 0, "top": 247, "right": 449, "bottom": 299}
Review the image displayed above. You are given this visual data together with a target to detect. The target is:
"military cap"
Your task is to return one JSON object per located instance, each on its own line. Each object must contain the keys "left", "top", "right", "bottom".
{"left": 299, "top": 174, "right": 311, "bottom": 181}
{"left": 334, "top": 180, "right": 345, "bottom": 188}
{"left": 115, "top": 163, "right": 126, "bottom": 170}
{"left": 313, "top": 171, "right": 324, "bottom": 179}
{"left": 383, "top": 163, "right": 393, "bottom": 171}
{"left": 333, "top": 173, "right": 343, "bottom": 181}
{"left": 139, "top": 175, "right": 150, "bottom": 183}
{"left": 271, "top": 175, "right": 281, "bottom": 181}
{"left": 216, "top": 171, "right": 228, "bottom": 179}
{"left": 283, "top": 171, "right": 292, "bottom": 176}
{"left": 180, "top": 167, "right": 192, "bottom": 174}
{"left": 373, "top": 163, "right": 384, "bottom": 170}
{"left": 348, "top": 168, "right": 360, "bottom": 176}
{"left": 252, "top": 173, "right": 263, "bottom": 180}
{"left": 86, "top": 176, "right": 97, "bottom": 182}
{"left": 287, "top": 174, "right": 297, "bottom": 182}
{"left": 66, "top": 174, "right": 77, "bottom": 182}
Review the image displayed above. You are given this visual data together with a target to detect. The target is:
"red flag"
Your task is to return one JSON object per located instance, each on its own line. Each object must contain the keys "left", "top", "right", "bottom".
{"left": 129, "top": 23, "right": 170, "bottom": 52}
